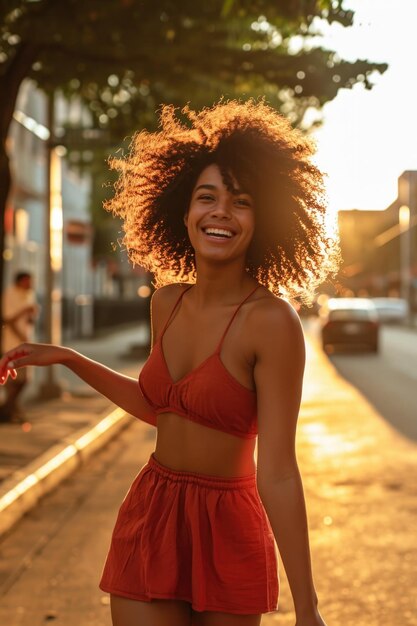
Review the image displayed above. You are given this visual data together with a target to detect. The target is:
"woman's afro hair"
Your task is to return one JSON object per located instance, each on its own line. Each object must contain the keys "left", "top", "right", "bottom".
{"left": 105, "top": 99, "right": 340, "bottom": 304}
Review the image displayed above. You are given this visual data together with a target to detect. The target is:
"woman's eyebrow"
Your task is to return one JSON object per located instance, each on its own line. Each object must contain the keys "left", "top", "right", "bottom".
{"left": 194, "top": 183, "right": 251, "bottom": 196}
{"left": 194, "top": 184, "right": 217, "bottom": 192}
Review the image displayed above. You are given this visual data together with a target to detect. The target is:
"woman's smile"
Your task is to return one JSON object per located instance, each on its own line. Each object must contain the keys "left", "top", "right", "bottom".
{"left": 201, "top": 224, "right": 236, "bottom": 242}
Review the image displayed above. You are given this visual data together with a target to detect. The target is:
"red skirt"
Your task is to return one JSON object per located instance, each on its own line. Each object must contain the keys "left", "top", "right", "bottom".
{"left": 99, "top": 453, "right": 279, "bottom": 615}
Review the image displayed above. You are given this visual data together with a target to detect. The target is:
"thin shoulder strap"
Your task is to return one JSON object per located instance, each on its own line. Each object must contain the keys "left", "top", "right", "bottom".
{"left": 159, "top": 284, "right": 193, "bottom": 339}
{"left": 215, "top": 284, "right": 260, "bottom": 354}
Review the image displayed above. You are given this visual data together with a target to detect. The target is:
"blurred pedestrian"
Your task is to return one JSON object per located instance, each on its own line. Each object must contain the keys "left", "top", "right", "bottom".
{"left": 0, "top": 271, "right": 38, "bottom": 422}
{"left": 0, "top": 101, "right": 339, "bottom": 625}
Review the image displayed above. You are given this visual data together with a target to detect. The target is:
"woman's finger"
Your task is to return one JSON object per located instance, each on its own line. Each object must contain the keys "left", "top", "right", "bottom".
{"left": 8, "top": 347, "right": 30, "bottom": 362}
{"left": 0, "top": 368, "right": 14, "bottom": 385}
{"left": 0, "top": 348, "right": 30, "bottom": 382}
{"left": 7, "top": 353, "right": 32, "bottom": 368}
{"left": 4, "top": 349, "right": 31, "bottom": 370}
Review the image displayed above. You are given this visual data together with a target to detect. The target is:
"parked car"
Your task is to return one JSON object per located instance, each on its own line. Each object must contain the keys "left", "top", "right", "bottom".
{"left": 320, "top": 298, "right": 380, "bottom": 353}
{"left": 371, "top": 297, "right": 409, "bottom": 324}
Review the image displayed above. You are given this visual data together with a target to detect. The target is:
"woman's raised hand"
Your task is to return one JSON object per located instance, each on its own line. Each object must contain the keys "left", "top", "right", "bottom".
{"left": 0, "top": 342, "right": 69, "bottom": 385}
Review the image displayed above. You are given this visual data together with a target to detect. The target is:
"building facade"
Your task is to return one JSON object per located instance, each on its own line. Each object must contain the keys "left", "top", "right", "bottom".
{"left": 5, "top": 80, "right": 94, "bottom": 339}
{"left": 337, "top": 171, "right": 417, "bottom": 311}
{"left": 5, "top": 79, "right": 152, "bottom": 342}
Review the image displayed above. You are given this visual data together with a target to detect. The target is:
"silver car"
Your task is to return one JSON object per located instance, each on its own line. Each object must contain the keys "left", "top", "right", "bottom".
{"left": 371, "top": 298, "right": 409, "bottom": 324}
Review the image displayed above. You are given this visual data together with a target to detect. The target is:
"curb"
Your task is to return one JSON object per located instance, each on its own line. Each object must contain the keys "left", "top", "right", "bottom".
{"left": 0, "top": 407, "right": 131, "bottom": 539}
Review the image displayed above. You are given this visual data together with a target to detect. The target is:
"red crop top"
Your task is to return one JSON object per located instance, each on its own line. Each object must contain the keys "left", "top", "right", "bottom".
{"left": 138, "top": 285, "right": 259, "bottom": 439}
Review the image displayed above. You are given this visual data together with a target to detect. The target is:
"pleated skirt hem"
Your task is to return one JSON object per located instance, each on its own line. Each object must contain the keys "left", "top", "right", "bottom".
{"left": 99, "top": 583, "right": 279, "bottom": 615}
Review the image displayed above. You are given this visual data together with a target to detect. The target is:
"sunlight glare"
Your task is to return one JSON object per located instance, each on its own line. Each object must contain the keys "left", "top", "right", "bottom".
{"left": 312, "top": 0, "right": 417, "bottom": 212}
{"left": 302, "top": 422, "right": 361, "bottom": 458}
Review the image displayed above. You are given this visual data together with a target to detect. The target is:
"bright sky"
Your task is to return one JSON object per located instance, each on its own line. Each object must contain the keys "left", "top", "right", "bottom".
{"left": 312, "top": 0, "right": 417, "bottom": 212}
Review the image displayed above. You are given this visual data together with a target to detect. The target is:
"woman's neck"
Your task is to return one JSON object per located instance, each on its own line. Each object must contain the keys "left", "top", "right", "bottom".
{"left": 191, "top": 269, "right": 256, "bottom": 307}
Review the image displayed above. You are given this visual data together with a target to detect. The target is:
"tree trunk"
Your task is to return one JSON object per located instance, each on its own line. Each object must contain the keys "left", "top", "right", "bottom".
{"left": 0, "top": 43, "right": 39, "bottom": 351}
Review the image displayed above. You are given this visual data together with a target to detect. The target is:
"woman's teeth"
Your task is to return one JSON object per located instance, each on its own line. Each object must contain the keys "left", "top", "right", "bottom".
{"left": 203, "top": 228, "right": 233, "bottom": 238}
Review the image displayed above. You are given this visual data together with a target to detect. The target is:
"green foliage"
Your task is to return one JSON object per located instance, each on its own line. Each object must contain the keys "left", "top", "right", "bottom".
{"left": 1, "top": 0, "right": 387, "bottom": 131}
{"left": 0, "top": 0, "right": 387, "bottom": 261}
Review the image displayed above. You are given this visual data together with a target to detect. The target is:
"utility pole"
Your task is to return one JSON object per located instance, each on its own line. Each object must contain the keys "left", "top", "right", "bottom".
{"left": 38, "top": 91, "right": 62, "bottom": 399}
{"left": 398, "top": 171, "right": 416, "bottom": 327}
{"left": 399, "top": 204, "right": 411, "bottom": 317}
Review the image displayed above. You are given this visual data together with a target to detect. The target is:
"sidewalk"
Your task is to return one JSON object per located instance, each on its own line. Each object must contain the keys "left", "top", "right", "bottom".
{"left": 0, "top": 323, "right": 149, "bottom": 536}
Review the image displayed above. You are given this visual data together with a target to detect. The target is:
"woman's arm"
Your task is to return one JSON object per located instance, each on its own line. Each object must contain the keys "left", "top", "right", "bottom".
{"left": 65, "top": 348, "right": 157, "bottom": 426}
{"left": 0, "top": 286, "right": 185, "bottom": 423}
{"left": 0, "top": 343, "right": 156, "bottom": 426}
{"left": 252, "top": 298, "right": 326, "bottom": 625}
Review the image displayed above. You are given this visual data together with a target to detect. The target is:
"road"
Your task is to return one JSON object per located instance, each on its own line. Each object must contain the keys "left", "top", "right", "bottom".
{"left": 305, "top": 318, "right": 417, "bottom": 442}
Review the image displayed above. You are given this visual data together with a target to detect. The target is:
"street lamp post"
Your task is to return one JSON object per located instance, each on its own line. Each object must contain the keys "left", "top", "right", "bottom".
{"left": 398, "top": 204, "right": 412, "bottom": 325}
{"left": 38, "top": 92, "right": 63, "bottom": 399}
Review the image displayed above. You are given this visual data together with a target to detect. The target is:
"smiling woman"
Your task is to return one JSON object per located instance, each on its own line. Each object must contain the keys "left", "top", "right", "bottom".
{"left": 106, "top": 99, "right": 340, "bottom": 305}
{"left": 0, "top": 99, "right": 336, "bottom": 626}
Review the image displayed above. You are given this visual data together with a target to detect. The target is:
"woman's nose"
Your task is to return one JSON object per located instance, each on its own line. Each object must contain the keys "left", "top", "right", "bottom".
{"left": 210, "top": 196, "right": 232, "bottom": 217}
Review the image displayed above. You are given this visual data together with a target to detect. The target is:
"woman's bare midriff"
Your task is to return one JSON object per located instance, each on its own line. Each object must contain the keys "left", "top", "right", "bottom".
{"left": 154, "top": 412, "right": 257, "bottom": 477}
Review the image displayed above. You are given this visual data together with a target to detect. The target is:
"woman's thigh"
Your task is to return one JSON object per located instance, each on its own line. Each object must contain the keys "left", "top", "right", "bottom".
{"left": 110, "top": 595, "right": 192, "bottom": 626}
{"left": 192, "top": 610, "right": 262, "bottom": 626}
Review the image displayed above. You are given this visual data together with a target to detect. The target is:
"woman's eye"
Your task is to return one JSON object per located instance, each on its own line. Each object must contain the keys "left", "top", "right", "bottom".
{"left": 198, "top": 194, "right": 214, "bottom": 201}
{"left": 235, "top": 198, "right": 252, "bottom": 207}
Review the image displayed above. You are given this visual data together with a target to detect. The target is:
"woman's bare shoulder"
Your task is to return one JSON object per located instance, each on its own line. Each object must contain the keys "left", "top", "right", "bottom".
{"left": 150, "top": 283, "right": 192, "bottom": 332}
{"left": 152, "top": 282, "right": 184, "bottom": 302}
{"left": 248, "top": 287, "right": 303, "bottom": 346}
{"left": 251, "top": 286, "right": 299, "bottom": 316}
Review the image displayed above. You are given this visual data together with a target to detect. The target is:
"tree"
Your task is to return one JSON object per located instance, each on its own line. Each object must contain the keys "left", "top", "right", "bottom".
{"left": 0, "top": 0, "right": 387, "bottom": 337}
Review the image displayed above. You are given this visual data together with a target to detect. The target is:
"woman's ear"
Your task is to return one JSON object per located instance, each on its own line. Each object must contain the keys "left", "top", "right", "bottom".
{"left": 183, "top": 212, "right": 188, "bottom": 227}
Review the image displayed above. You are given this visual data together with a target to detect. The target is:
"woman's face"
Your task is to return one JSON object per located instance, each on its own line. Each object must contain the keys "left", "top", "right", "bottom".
{"left": 185, "top": 164, "right": 255, "bottom": 264}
